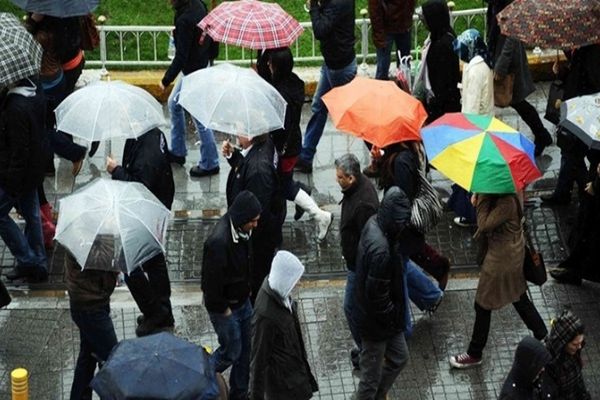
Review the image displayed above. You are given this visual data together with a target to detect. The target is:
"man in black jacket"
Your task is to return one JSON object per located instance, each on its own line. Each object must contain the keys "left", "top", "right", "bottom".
{"left": 160, "top": 0, "right": 219, "bottom": 178}
{"left": 335, "top": 154, "right": 379, "bottom": 370}
{"left": 354, "top": 186, "right": 411, "bottom": 400}
{"left": 295, "top": 0, "right": 358, "bottom": 174}
{"left": 1, "top": 78, "right": 48, "bottom": 283}
{"left": 106, "top": 128, "right": 175, "bottom": 337}
{"left": 202, "top": 190, "right": 262, "bottom": 400}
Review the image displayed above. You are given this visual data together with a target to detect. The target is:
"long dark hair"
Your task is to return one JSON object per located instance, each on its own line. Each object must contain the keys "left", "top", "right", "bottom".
{"left": 377, "top": 141, "right": 423, "bottom": 191}
{"left": 267, "top": 47, "right": 294, "bottom": 84}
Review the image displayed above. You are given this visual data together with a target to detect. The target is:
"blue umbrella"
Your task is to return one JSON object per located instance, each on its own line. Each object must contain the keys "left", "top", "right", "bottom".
{"left": 10, "top": 0, "right": 99, "bottom": 17}
{"left": 91, "top": 332, "right": 220, "bottom": 400}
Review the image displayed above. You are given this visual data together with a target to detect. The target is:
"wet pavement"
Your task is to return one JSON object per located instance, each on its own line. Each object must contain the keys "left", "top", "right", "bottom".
{"left": 1, "top": 81, "right": 599, "bottom": 399}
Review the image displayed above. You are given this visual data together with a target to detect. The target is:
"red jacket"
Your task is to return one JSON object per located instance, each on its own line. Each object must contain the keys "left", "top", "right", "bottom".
{"left": 368, "top": 0, "right": 416, "bottom": 48}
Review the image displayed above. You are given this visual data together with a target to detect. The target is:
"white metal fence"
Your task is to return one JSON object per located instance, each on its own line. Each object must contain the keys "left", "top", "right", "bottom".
{"left": 87, "top": 8, "right": 487, "bottom": 69}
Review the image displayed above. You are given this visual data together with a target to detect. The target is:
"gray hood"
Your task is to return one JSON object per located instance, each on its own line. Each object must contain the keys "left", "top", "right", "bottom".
{"left": 268, "top": 250, "right": 305, "bottom": 311}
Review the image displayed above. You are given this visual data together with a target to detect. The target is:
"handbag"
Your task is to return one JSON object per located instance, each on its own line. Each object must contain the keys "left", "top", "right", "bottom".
{"left": 512, "top": 196, "right": 547, "bottom": 285}
{"left": 410, "top": 169, "right": 443, "bottom": 233}
{"left": 544, "top": 80, "right": 564, "bottom": 125}
{"left": 493, "top": 73, "right": 515, "bottom": 107}
{"left": 79, "top": 14, "right": 99, "bottom": 51}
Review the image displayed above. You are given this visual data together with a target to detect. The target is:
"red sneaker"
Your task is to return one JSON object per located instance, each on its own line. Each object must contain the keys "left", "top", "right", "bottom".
{"left": 449, "top": 353, "right": 482, "bottom": 369}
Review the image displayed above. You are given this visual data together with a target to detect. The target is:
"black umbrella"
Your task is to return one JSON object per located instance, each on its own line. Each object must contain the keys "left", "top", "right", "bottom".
{"left": 0, "top": 13, "right": 42, "bottom": 87}
{"left": 91, "top": 332, "right": 220, "bottom": 400}
{"left": 10, "top": 0, "right": 100, "bottom": 18}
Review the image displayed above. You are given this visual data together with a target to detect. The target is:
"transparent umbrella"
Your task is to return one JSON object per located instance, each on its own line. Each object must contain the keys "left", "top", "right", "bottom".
{"left": 55, "top": 80, "right": 167, "bottom": 142}
{"left": 54, "top": 179, "right": 171, "bottom": 273}
{"left": 178, "top": 63, "right": 287, "bottom": 137}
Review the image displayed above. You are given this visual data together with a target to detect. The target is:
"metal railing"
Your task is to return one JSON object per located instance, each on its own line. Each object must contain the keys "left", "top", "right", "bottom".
{"left": 87, "top": 8, "right": 487, "bottom": 70}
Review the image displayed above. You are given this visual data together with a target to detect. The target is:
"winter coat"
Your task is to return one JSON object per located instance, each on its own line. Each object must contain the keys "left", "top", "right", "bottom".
{"left": 161, "top": 0, "right": 210, "bottom": 86}
{"left": 250, "top": 253, "right": 318, "bottom": 400}
{"left": 309, "top": 0, "right": 356, "bottom": 70}
{"left": 201, "top": 212, "right": 253, "bottom": 314}
{"left": 368, "top": 0, "right": 416, "bottom": 48}
{"left": 339, "top": 173, "right": 379, "bottom": 270}
{"left": 270, "top": 72, "right": 305, "bottom": 158}
{"left": 461, "top": 55, "right": 494, "bottom": 115}
{"left": 562, "top": 44, "right": 600, "bottom": 101}
{"left": 499, "top": 337, "right": 552, "bottom": 400}
{"left": 474, "top": 195, "right": 526, "bottom": 310}
{"left": 545, "top": 310, "right": 590, "bottom": 400}
{"left": 492, "top": 35, "right": 535, "bottom": 105}
{"left": 355, "top": 187, "right": 411, "bottom": 342}
{"left": 111, "top": 128, "right": 175, "bottom": 210}
{"left": 421, "top": 0, "right": 461, "bottom": 121}
{"left": 65, "top": 236, "right": 117, "bottom": 311}
{"left": 0, "top": 80, "right": 47, "bottom": 197}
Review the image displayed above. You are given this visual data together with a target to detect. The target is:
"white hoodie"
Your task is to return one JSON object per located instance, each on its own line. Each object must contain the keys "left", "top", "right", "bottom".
{"left": 268, "top": 250, "right": 305, "bottom": 312}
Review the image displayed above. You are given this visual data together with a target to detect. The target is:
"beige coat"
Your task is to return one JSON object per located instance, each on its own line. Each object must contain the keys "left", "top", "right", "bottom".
{"left": 461, "top": 56, "right": 494, "bottom": 115}
{"left": 474, "top": 195, "right": 526, "bottom": 310}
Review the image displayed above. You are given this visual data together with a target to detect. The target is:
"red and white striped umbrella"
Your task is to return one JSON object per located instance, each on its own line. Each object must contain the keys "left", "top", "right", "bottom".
{"left": 198, "top": 0, "right": 304, "bottom": 50}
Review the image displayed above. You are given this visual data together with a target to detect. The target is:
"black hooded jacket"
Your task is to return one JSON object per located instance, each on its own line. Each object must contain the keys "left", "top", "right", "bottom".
{"left": 310, "top": 0, "right": 356, "bottom": 69}
{"left": 355, "top": 187, "right": 411, "bottom": 341}
{"left": 499, "top": 337, "right": 552, "bottom": 400}
{"left": 270, "top": 72, "right": 305, "bottom": 158}
{"left": 111, "top": 128, "right": 175, "bottom": 210}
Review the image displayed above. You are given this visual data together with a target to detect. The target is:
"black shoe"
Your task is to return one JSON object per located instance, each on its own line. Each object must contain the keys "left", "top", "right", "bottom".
{"left": 294, "top": 182, "right": 312, "bottom": 221}
{"left": 168, "top": 152, "right": 186, "bottom": 166}
{"left": 0, "top": 281, "right": 11, "bottom": 308}
{"left": 550, "top": 268, "right": 582, "bottom": 286}
{"left": 5, "top": 267, "right": 48, "bottom": 283}
{"left": 135, "top": 313, "right": 175, "bottom": 337}
{"left": 540, "top": 194, "right": 570, "bottom": 205}
{"left": 136, "top": 314, "right": 144, "bottom": 326}
{"left": 350, "top": 347, "right": 360, "bottom": 370}
{"left": 88, "top": 141, "right": 100, "bottom": 157}
{"left": 189, "top": 165, "right": 220, "bottom": 178}
{"left": 294, "top": 159, "right": 313, "bottom": 174}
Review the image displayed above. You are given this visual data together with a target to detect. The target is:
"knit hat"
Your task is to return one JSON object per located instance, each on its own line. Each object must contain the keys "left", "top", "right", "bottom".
{"left": 229, "top": 190, "right": 262, "bottom": 228}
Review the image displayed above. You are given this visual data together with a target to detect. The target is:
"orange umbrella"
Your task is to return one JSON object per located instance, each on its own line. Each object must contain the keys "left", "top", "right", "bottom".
{"left": 322, "top": 76, "right": 427, "bottom": 148}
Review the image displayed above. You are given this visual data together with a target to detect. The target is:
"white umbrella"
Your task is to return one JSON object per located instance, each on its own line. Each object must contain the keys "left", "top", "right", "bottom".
{"left": 55, "top": 179, "right": 171, "bottom": 273}
{"left": 178, "top": 63, "right": 287, "bottom": 137}
{"left": 55, "top": 81, "right": 166, "bottom": 142}
{"left": 560, "top": 92, "right": 600, "bottom": 150}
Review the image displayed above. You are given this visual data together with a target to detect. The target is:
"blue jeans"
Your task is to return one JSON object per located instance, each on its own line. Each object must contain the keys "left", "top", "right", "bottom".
{"left": 299, "top": 59, "right": 357, "bottom": 164}
{"left": 0, "top": 187, "right": 46, "bottom": 269}
{"left": 168, "top": 76, "right": 219, "bottom": 170}
{"left": 208, "top": 298, "right": 252, "bottom": 400}
{"left": 70, "top": 305, "right": 118, "bottom": 400}
{"left": 343, "top": 269, "right": 362, "bottom": 351}
{"left": 375, "top": 31, "right": 412, "bottom": 80}
{"left": 406, "top": 259, "right": 442, "bottom": 311}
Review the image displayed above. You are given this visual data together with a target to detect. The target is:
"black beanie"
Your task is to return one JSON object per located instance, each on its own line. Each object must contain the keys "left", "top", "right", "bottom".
{"left": 229, "top": 190, "right": 262, "bottom": 228}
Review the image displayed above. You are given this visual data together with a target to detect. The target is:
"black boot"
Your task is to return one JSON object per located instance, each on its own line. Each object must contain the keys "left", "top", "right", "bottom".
{"left": 145, "top": 254, "right": 174, "bottom": 327}
{"left": 0, "top": 280, "right": 11, "bottom": 308}
{"left": 125, "top": 268, "right": 171, "bottom": 337}
{"left": 294, "top": 182, "right": 312, "bottom": 221}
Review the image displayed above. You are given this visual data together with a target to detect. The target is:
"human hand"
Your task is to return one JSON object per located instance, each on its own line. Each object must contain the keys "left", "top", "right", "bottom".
{"left": 223, "top": 307, "right": 232, "bottom": 317}
{"left": 471, "top": 193, "right": 478, "bottom": 207}
{"left": 106, "top": 156, "right": 118, "bottom": 173}
{"left": 493, "top": 72, "right": 504, "bottom": 81}
{"left": 370, "top": 145, "right": 382, "bottom": 160}
{"left": 585, "top": 182, "right": 595, "bottom": 196}
{"left": 552, "top": 60, "right": 560, "bottom": 75}
{"left": 159, "top": 82, "right": 166, "bottom": 92}
{"left": 221, "top": 139, "right": 233, "bottom": 157}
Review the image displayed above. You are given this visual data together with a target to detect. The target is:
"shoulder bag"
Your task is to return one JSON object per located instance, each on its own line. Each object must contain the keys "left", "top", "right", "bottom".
{"left": 410, "top": 169, "right": 443, "bottom": 233}
{"left": 513, "top": 196, "right": 547, "bottom": 285}
{"left": 493, "top": 73, "right": 515, "bottom": 108}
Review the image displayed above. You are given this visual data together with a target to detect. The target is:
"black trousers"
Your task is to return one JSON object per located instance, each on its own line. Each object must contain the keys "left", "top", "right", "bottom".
{"left": 467, "top": 292, "right": 547, "bottom": 359}
{"left": 511, "top": 99, "right": 551, "bottom": 144}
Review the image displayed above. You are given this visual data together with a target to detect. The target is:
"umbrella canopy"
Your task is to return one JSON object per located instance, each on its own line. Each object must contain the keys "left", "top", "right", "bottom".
{"left": 322, "top": 76, "right": 427, "bottom": 148}
{"left": 54, "top": 179, "right": 171, "bottom": 273}
{"left": 10, "top": 0, "right": 100, "bottom": 17}
{"left": 198, "top": 0, "right": 303, "bottom": 50}
{"left": 55, "top": 81, "right": 167, "bottom": 142}
{"left": 421, "top": 113, "right": 541, "bottom": 193}
{"left": 560, "top": 92, "right": 600, "bottom": 150}
{"left": 92, "top": 332, "right": 219, "bottom": 400}
{"left": 0, "top": 13, "right": 42, "bottom": 88}
{"left": 178, "top": 63, "right": 287, "bottom": 137}
{"left": 497, "top": 0, "right": 600, "bottom": 49}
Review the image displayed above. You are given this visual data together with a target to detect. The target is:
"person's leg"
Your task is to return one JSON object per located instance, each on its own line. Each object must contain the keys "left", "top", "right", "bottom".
{"left": 0, "top": 192, "right": 39, "bottom": 268}
{"left": 124, "top": 265, "right": 170, "bottom": 336}
{"left": 409, "top": 242, "right": 451, "bottom": 290}
{"left": 511, "top": 99, "right": 552, "bottom": 155}
{"left": 374, "top": 332, "right": 409, "bottom": 400}
{"left": 229, "top": 299, "right": 252, "bottom": 400}
{"left": 192, "top": 117, "right": 219, "bottom": 171}
{"left": 405, "top": 259, "right": 443, "bottom": 312}
{"left": 343, "top": 270, "right": 362, "bottom": 359}
{"left": 144, "top": 253, "right": 174, "bottom": 326}
{"left": 356, "top": 338, "right": 387, "bottom": 399}
{"left": 545, "top": 134, "right": 587, "bottom": 203}
{"left": 512, "top": 292, "right": 548, "bottom": 340}
{"left": 168, "top": 77, "right": 188, "bottom": 159}
{"left": 70, "top": 323, "right": 98, "bottom": 400}
{"left": 208, "top": 308, "right": 243, "bottom": 377}
{"left": 395, "top": 30, "right": 412, "bottom": 61}
{"left": 16, "top": 189, "right": 47, "bottom": 274}
{"left": 466, "top": 302, "right": 491, "bottom": 359}
{"left": 375, "top": 35, "right": 393, "bottom": 80}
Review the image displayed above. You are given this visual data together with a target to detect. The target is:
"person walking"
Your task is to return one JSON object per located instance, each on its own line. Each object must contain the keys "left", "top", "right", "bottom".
{"left": 1, "top": 77, "right": 48, "bottom": 284}
{"left": 249, "top": 250, "right": 318, "bottom": 400}
{"left": 498, "top": 337, "right": 552, "bottom": 400}
{"left": 368, "top": 0, "right": 416, "bottom": 80}
{"left": 106, "top": 127, "right": 175, "bottom": 336}
{"left": 449, "top": 193, "right": 547, "bottom": 368}
{"left": 354, "top": 187, "right": 411, "bottom": 400}
{"left": 486, "top": 0, "right": 553, "bottom": 157}
{"left": 295, "top": 0, "right": 357, "bottom": 174}
{"left": 161, "top": 0, "right": 219, "bottom": 178}
{"left": 335, "top": 154, "right": 379, "bottom": 371}
{"left": 66, "top": 236, "right": 118, "bottom": 400}
{"left": 202, "top": 190, "right": 262, "bottom": 400}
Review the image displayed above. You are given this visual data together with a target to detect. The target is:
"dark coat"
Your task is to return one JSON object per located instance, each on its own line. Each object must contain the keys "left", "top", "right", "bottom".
{"left": 355, "top": 187, "right": 411, "bottom": 341}
{"left": 421, "top": 0, "right": 461, "bottom": 121}
{"left": 161, "top": 0, "right": 210, "bottom": 86}
{"left": 270, "top": 72, "right": 305, "bottom": 158}
{"left": 499, "top": 337, "right": 552, "bottom": 400}
{"left": 368, "top": 0, "right": 416, "bottom": 48}
{"left": 309, "top": 0, "right": 356, "bottom": 69}
{"left": 339, "top": 173, "right": 379, "bottom": 270}
{"left": 111, "top": 128, "right": 175, "bottom": 210}
{"left": 492, "top": 35, "right": 535, "bottom": 105}
{"left": 0, "top": 81, "right": 47, "bottom": 197}
{"left": 201, "top": 212, "right": 253, "bottom": 314}
{"left": 249, "top": 279, "right": 318, "bottom": 400}
{"left": 562, "top": 44, "right": 600, "bottom": 101}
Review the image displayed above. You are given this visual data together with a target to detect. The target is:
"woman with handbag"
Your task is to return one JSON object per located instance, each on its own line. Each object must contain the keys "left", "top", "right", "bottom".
{"left": 449, "top": 192, "right": 547, "bottom": 369}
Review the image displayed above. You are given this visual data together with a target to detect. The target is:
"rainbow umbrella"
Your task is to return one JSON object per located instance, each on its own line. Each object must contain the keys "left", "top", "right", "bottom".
{"left": 421, "top": 113, "right": 541, "bottom": 193}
